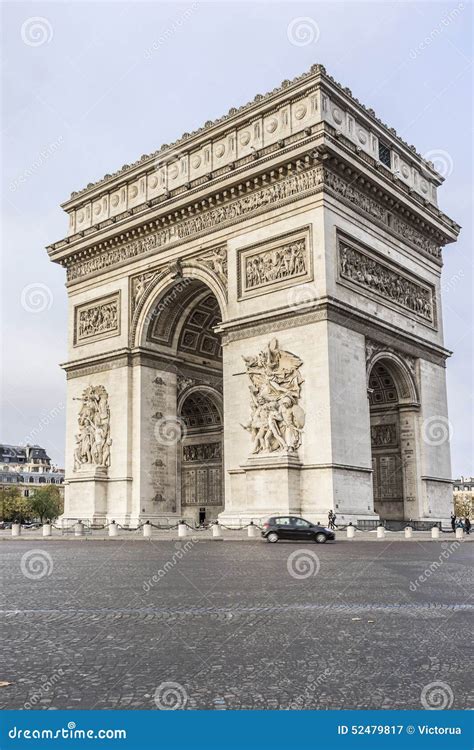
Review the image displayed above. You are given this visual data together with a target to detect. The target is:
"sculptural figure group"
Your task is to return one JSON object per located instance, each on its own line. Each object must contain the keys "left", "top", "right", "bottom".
{"left": 241, "top": 338, "right": 305, "bottom": 454}
{"left": 73, "top": 385, "right": 112, "bottom": 470}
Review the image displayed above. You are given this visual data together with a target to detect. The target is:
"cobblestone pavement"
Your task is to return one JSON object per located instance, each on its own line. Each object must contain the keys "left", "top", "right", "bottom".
{"left": 0, "top": 539, "right": 472, "bottom": 710}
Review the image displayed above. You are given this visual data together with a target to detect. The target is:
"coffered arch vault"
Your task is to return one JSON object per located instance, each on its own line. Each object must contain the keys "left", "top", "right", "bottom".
{"left": 131, "top": 262, "right": 227, "bottom": 349}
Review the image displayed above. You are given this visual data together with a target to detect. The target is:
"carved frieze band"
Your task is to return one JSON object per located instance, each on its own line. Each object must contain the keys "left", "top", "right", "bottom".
{"left": 339, "top": 237, "right": 434, "bottom": 324}
{"left": 371, "top": 423, "right": 398, "bottom": 448}
{"left": 182, "top": 443, "right": 222, "bottom": 463}
{"left": 67, "top": 166, "right": 323, "bottom": 281}
{"left": 238, "top": 227, "right": 312, "bottom": 299}
{"left": 325, "top": 171, "right": 440, "bottom": 260}
{"left": 74, "top": 293, "right": 120, "bottom": 345}
{"left": 66, "top": 163, "right": 441, "bottom": 283}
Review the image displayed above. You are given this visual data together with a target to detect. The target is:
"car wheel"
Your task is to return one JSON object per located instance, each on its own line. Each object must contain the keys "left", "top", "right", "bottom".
{"left": 266, "top": 531, "right": 279, "bottom": 543}
{"left": 315, "top": 532, "right": 327, "bottom": 544}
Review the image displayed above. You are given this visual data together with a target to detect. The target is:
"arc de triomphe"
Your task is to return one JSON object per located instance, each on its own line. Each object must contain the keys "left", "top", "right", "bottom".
{"left": 48, "top": 64, "right": 459, "bottom": 527}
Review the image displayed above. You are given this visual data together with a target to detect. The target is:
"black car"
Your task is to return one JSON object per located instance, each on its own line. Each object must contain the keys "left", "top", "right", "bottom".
{"left": 261, "top": 516, "right": 335, "bottom": 543}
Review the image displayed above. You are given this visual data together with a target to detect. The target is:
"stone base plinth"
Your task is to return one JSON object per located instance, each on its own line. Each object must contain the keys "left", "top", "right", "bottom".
{"left": 64, "top": 465, "right": 109, "bottom": 523}
{"left": 220, "top": 452, "right": 303, "bottom": 525}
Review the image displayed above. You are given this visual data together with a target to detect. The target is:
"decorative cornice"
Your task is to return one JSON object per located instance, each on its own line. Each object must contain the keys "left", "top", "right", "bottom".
{"left": 57, "top": 156, "right": 453, "bottom": 287}
{"left": 64, "top": 64, "right": 444, "bottom": 204}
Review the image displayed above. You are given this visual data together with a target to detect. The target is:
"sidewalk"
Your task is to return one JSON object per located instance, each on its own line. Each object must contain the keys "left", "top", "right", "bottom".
{"left": 0, "top": 528, "right": 471, "bottom": 542}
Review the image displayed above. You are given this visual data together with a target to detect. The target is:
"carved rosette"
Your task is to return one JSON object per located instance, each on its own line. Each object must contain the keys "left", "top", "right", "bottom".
{"left": 241, "top": 338, "right": 305, "bottom": 455}
{"left": 73, "top": 385, "right": 112, "bottom": 471}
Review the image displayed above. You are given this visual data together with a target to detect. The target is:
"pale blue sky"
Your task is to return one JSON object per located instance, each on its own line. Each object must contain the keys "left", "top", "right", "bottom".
{"left": 1, "top": 0, "right": 472, "bottom": 475}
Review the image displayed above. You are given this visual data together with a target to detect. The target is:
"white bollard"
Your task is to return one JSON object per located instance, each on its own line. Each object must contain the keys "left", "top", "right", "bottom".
{"left": 42, "top": 523, "right": 52, "bottom": 537}
{"left": 12, "top": 523, "right": 21, "bottom": 537}
{"left": 178, "top": 523, "right": 187, "bottom": 538}
{"left": 346, "top": 525, "right": 355, "bottom": 539}
{"left": 143, "top": 523, "right": 152, "bottom": 539}
{"left": 212, "top": 524, "right": 222, "bottom": 538}
{"left": 75, "top": 521, "right": 85, "bottom": 537}
{"left": 109, "top": 522, "right": 118, "bottom": 537}
{"left": 455, "top": 527, "right": 464, "bottom": 540}
{"left": 431, "top": 526, "right": 440, "bottom": 540}
{"left": 405, "top": 526, "right": 413, "bottom": 539}
{"left": 376, "top": 525, "right": 385, "bottom": 539}
{"left": 247, "top": 524, "right": 258, "bottom": 538}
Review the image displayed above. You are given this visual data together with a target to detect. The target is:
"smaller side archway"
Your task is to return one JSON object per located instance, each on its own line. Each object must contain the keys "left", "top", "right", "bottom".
{"left": 178, "top": 387, "right": 224, "bottom": 526}
{"left": 367, "top": 351, "right": 420, "bottom": 521}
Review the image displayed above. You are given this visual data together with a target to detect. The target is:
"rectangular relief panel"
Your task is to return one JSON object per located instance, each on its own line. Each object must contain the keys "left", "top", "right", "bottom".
{"left": 74, "top": 292, "right": 121, "bottom": 345}
{"left": 337, "top": 232, "right": 436, "bottom": 327}
{"left": 237, "top": 226, "right": 313, "bottom": 300}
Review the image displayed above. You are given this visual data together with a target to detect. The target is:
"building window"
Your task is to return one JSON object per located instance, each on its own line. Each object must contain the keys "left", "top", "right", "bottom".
{"left": 29, "top": 477, "right": 35, "bottom": 483}
{"left": 24, "top": 490, "right": 29, "bottom": 497}
{"left": 378, "top": 141, "right": 391, "bottom": 168}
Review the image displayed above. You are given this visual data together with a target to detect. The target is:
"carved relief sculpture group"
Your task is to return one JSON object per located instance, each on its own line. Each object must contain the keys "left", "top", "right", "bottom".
{"left": 241, "top": 338, "right": 305, "bottom": 454}
{"left": 245, "top": 239, "right": 307, "bottom": 290}
{"left": 73, "top": 385, "right": 112, "bottom": 470}
{"left": 183, "top": 443, "right": 222, "bottom": 462}
{"left": 76, "top": 297, "right": 119, "bottom": 342}
{"left": 371, "top": 423, "right": 397, "bottom": 447}
{"left": 340, "top": 243, "right": 433, "bottom": 322}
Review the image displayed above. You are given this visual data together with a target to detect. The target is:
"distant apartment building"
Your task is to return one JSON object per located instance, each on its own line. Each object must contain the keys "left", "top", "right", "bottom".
{"left": 453, "top": 476, "right": 473, "bottom": 518}
{"left": 0, "top": 443, "right": 65, "bottom": 499}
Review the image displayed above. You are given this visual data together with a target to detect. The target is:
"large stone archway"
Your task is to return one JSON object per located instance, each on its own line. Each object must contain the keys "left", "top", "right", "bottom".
{"left": 130, "top": 278, "right": 224, "bottom": 525}
{"left": 53, "top": 65, "right": 458, "bottom": 526}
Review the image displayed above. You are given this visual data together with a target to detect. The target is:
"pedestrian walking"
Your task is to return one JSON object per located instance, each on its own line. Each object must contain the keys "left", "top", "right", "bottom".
{"left": 450, "top": 512, "right": 456, "bottom": 533}
{"left": 464, "top": 517, "right": 471, "bottom": 535}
